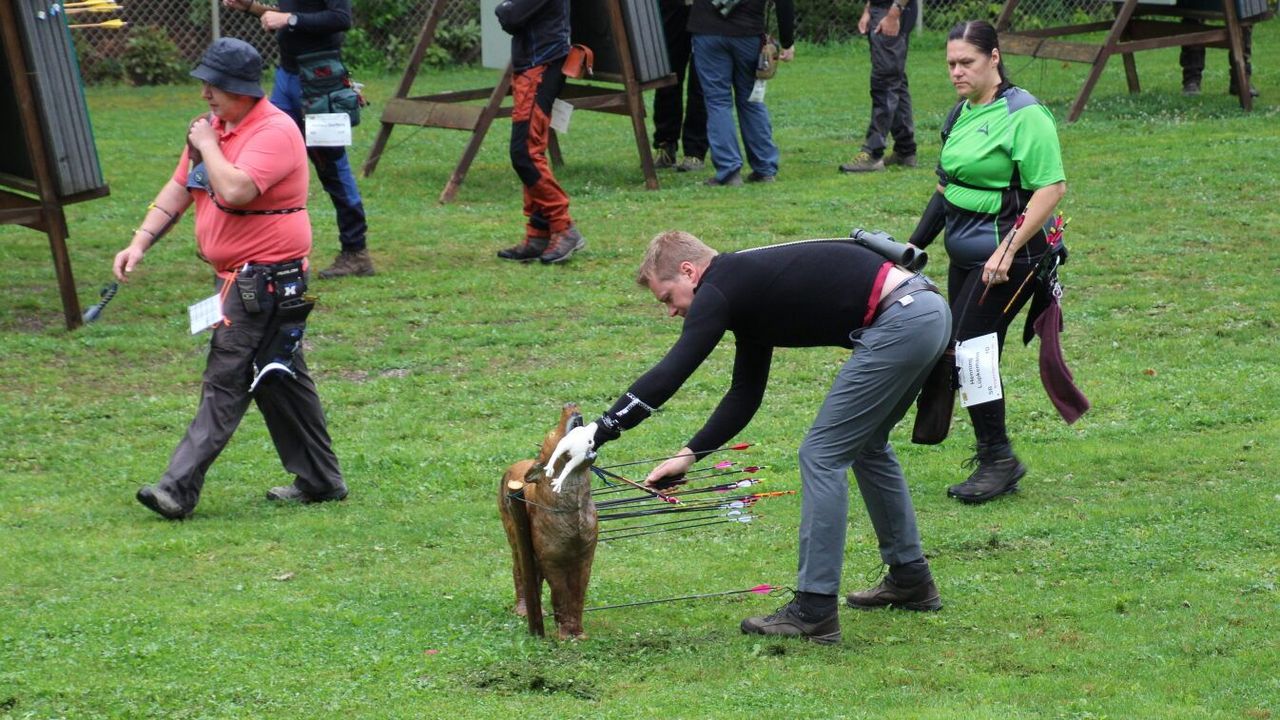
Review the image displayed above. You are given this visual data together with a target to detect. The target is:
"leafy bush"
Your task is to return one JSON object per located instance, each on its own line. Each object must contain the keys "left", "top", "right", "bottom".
{"left": 78, "top": 45, "right": 125, "bottom": 85}
{"left": 346, "top": 0, "right": 479, "bottom": 72}
{"left": 121, "top": 26, "right": 188, "bottom": 86}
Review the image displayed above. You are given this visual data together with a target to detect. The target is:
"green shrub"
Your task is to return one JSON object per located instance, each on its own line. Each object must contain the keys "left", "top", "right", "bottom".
{"left": 121, "top": 26, "right": 188, "bottom": 86}
{"left": 77, "top": 45, "right": 125, "bottom": 86}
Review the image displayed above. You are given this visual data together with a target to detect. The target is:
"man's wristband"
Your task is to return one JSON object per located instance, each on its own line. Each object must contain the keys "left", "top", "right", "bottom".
{"left": 892, "top": 0, "right": 908, "bottom": 10}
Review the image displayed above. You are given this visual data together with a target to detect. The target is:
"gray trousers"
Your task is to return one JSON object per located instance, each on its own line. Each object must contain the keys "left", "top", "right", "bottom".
{"left": 861, "top": 5, "right": 916, "bottom": 158}
{"left": 796, "top": 288, "right": 949, "bottom": 595}
{"left": 158, "top": 274, "right": 343, "bottom": 510}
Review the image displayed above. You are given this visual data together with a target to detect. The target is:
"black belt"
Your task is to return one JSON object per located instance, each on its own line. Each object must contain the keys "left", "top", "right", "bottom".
{"left": 874, "top": 275, "right": 939, "bottom": 322}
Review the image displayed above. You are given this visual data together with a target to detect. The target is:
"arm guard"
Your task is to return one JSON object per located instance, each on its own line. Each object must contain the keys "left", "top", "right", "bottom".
{"left": 907, "top": 191, "right": 946, "bottom": 250}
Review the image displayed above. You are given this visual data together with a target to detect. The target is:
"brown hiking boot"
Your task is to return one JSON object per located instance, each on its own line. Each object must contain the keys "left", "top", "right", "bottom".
{"left": 540, "top": 225, "right": 585, "bottom": 264}
{"left": 497, "top": 234, "right": 549, "bottom": 262}
{"left": 839, "top": 152, "right": 884, "bottom": 173}
{"left": 740, "top": 600, "right": 842, "bottom": 644}
{"left": 846, "top": 575, "right": 942, "bottom": 612}
{"left": 318, "top": 249, "right": 375, "bottom": 279}
{"left": 948, "top": 444, "right": 1026, "bottom": 504}
{"left": 884, "top": 152, "right": 918, "bottom": 168}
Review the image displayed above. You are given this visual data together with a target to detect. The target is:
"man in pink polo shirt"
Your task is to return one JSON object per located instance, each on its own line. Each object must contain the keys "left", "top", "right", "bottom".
{"left": 113, "top": 38, "right": 346, "bottom": 520}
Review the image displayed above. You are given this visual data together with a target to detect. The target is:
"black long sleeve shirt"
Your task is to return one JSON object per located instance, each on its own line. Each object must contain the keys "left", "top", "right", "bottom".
{"left": 276, "top": 0, "right": 353, "bottom": 72}
{"left": 601, "top": 240, "right": 893, "bottom": 456}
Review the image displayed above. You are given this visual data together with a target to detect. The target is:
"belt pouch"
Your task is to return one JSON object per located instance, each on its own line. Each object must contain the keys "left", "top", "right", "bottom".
{"left": 236, "top": 267, "right": 266, "bottom": 314}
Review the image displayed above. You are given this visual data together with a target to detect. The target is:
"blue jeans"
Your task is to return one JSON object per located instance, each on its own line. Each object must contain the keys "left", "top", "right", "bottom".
{"left": 692, "top": 33, "right": 779, "bottom": 181}
{"left": 270, "top": 67, "right": 368, "bottom": 252}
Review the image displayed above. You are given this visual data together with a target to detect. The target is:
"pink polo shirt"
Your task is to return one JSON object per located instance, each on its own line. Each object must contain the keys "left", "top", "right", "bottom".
{"left": 172, "top": 98, "right": 311, "bottom": 273}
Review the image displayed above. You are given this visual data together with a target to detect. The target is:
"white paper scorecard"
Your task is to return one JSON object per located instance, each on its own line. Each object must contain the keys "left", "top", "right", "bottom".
{"left": 188, "top": 293, "right": 224, "bottom": 335}
{"left": 956, "top": 332, "right": 1003, "bottom": 407}
{"left": 305, "top": 113, "right": 353, "bottom": 147}
{"left": 550, "top": 99, "right": 574, "bottom": 135}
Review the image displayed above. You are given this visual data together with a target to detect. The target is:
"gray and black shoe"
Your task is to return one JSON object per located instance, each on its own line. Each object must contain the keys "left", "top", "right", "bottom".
{"left": 740, "top": 600, "right": 842, "bottom": 644}
{"left": 266, "top": 482, "right": 349, "bottom": 504}
{"left": 654, "top": 143, "right": 677, "bottom": 169}
{"left": 540, "top": 225, "right": 585, "bottom": 264}
{"left": 846, "top": 575, "right": 942, "bottom": 612}
{"left": 497, "top": 234, "right": 549, "bottom": 262}
{"left": 136, "top": 484, "right": 191, "bottom": 520}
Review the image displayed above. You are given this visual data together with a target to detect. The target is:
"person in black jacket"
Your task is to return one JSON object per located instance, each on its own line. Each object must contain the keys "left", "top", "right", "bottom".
{"left": 492, "top": 0, "right": 586, "bottom": 264}
{"left": 688, "top": 0, "right": 795, "bottom": 186}
{"left": 651, "top": 0, "right": 708, "bottom": 173}
{"left": 224, "top": 0, "right": 375, "bottom": 279}
{"left": 547, "top": 231, "right": 951, "bottom": 643}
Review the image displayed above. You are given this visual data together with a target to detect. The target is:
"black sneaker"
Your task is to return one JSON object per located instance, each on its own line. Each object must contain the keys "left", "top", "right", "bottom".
{"left": 540, "top": 225, "right": 585, "bottom": 264}
{"left": 497, "top": 235, "right": 549, "bottom": 262}
{"left": 740, "top": 600, "right": 842, "bottom": 644}
{"left": 136, "top": 484, "right": 191, "bottom": 520}
{"left": 846, "top": 575, "right": 942, "bottom": 612}
{"left": 948, "top": 450, "right": 1026, "bottom": 504}
{"left": 266, "top": 482, "right": 349, "bottom": 504}
{"left": 746, "top": 171, "right": 776, "bottom": 183}
{"left": 1182, "top": 80, "right": 1201, "bottom": 96}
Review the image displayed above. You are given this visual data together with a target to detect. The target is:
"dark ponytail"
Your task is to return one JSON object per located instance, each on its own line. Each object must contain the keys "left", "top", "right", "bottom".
{"left": 948, "top": 20, "right": 1011, "bottom": 92}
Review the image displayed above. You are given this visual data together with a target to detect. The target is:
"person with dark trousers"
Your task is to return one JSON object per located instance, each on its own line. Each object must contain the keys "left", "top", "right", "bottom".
{"left": 907, "top": 21, "right": 1067, "bottom": 504}
{"left": 546, "top": 230, "right": 950, "bottom": 643}
{"left": 689, "top": 0, "right": 795, "bottom": 186}
{"left": 1180, "top": 20, "right": 1257, "bottom": 97}
{"left": 113, "top": 38, "right": 346, "bottom": 520}
{"left": 839, "top": 0, "right": 918, "bottom": 173}
{"left": 224, "top": 0, "right": 374, "bottom": 279}
{"left": 493, "top": 0, "right": 585, "bottom": 264}
{"left": 652, "top": 0, "right": 707, "bottom": 173}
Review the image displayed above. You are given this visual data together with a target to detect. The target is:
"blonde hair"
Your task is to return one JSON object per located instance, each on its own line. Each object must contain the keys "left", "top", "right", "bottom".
{"left": 635, "top": 230, "right": 718, "bottom": 287}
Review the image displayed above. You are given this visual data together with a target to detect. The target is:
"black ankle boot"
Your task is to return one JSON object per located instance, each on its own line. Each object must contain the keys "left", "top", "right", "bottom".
{"left": 947, "top": 443, "right": 1025, "bottom": 504}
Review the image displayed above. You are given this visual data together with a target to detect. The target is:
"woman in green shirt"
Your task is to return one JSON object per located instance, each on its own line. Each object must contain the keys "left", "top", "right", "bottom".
{"left": 908, "top": 20, "right": 1067, "bottom": 504}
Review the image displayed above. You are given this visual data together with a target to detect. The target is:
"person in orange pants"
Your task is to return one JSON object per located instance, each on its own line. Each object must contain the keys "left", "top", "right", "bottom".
{"left": 494, "top": 0, "right": 585, "bottom": 264}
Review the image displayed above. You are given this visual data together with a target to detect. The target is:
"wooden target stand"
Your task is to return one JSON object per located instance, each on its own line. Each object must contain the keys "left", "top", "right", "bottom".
{"left": 995, "top": 0, "right": 1259, "bottom": 122}
{"left": 362, "top": 0, "right": 675, "bottom": 203}
{"left": 0, "top": 1, "right": 108, "bottom": 330}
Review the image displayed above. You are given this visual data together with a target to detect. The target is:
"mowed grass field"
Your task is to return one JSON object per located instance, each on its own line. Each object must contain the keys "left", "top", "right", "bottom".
{"left": 2, "top": 24, "right": 1278, "bottom": 719}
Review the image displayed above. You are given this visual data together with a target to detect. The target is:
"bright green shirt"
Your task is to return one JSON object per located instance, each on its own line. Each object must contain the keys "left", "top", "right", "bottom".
{"left": 940, "top": 87, "right": 1065, "bottom": 217}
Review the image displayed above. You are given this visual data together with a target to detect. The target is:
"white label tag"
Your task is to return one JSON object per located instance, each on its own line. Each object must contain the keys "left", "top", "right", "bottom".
{"left": 550, "top": 98, "right": 574, "bottom": 134}
{"left": 748, "top": 79, "right": 767, "bottom": 103}
{"left": 188, "top": 293, "right": 224, "bottom": 334}
{"left": 956, "top": 333, "right": 1003, "bottom": 407}
{"left": 305, "top": 113, "right": 352, "bottom": 147}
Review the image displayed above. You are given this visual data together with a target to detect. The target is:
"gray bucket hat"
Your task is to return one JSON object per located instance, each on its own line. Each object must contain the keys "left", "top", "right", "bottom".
{"left": 190, "top": 37, "right": 264, "bottom": 98}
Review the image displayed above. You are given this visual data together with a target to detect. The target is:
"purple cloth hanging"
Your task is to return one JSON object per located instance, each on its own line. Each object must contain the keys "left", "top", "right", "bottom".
{"left": 1033, "top": 298, "right": 1090, "bottom": 424}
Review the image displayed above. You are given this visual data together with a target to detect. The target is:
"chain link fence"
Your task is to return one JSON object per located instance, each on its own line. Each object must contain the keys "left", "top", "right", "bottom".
{"left": 72, "top": 0, "right": 1111, "bottom": 82}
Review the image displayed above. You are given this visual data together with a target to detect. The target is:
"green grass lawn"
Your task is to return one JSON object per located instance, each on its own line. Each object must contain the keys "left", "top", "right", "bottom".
{"left": 2, "top": 25, "right": 1279, "bottom": 719}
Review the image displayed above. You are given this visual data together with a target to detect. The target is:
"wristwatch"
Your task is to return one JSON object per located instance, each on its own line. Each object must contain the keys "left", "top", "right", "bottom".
{"left": 892, "top": 0, "right": 908, "bottom": 9}
{"left": 287, "top": 13, "right": 298, "bottom": 27}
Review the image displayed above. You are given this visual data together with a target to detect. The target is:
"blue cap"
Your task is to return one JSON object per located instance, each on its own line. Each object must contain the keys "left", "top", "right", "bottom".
{"left": 190, "top": 37, "right": 264, "bottom": 98}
